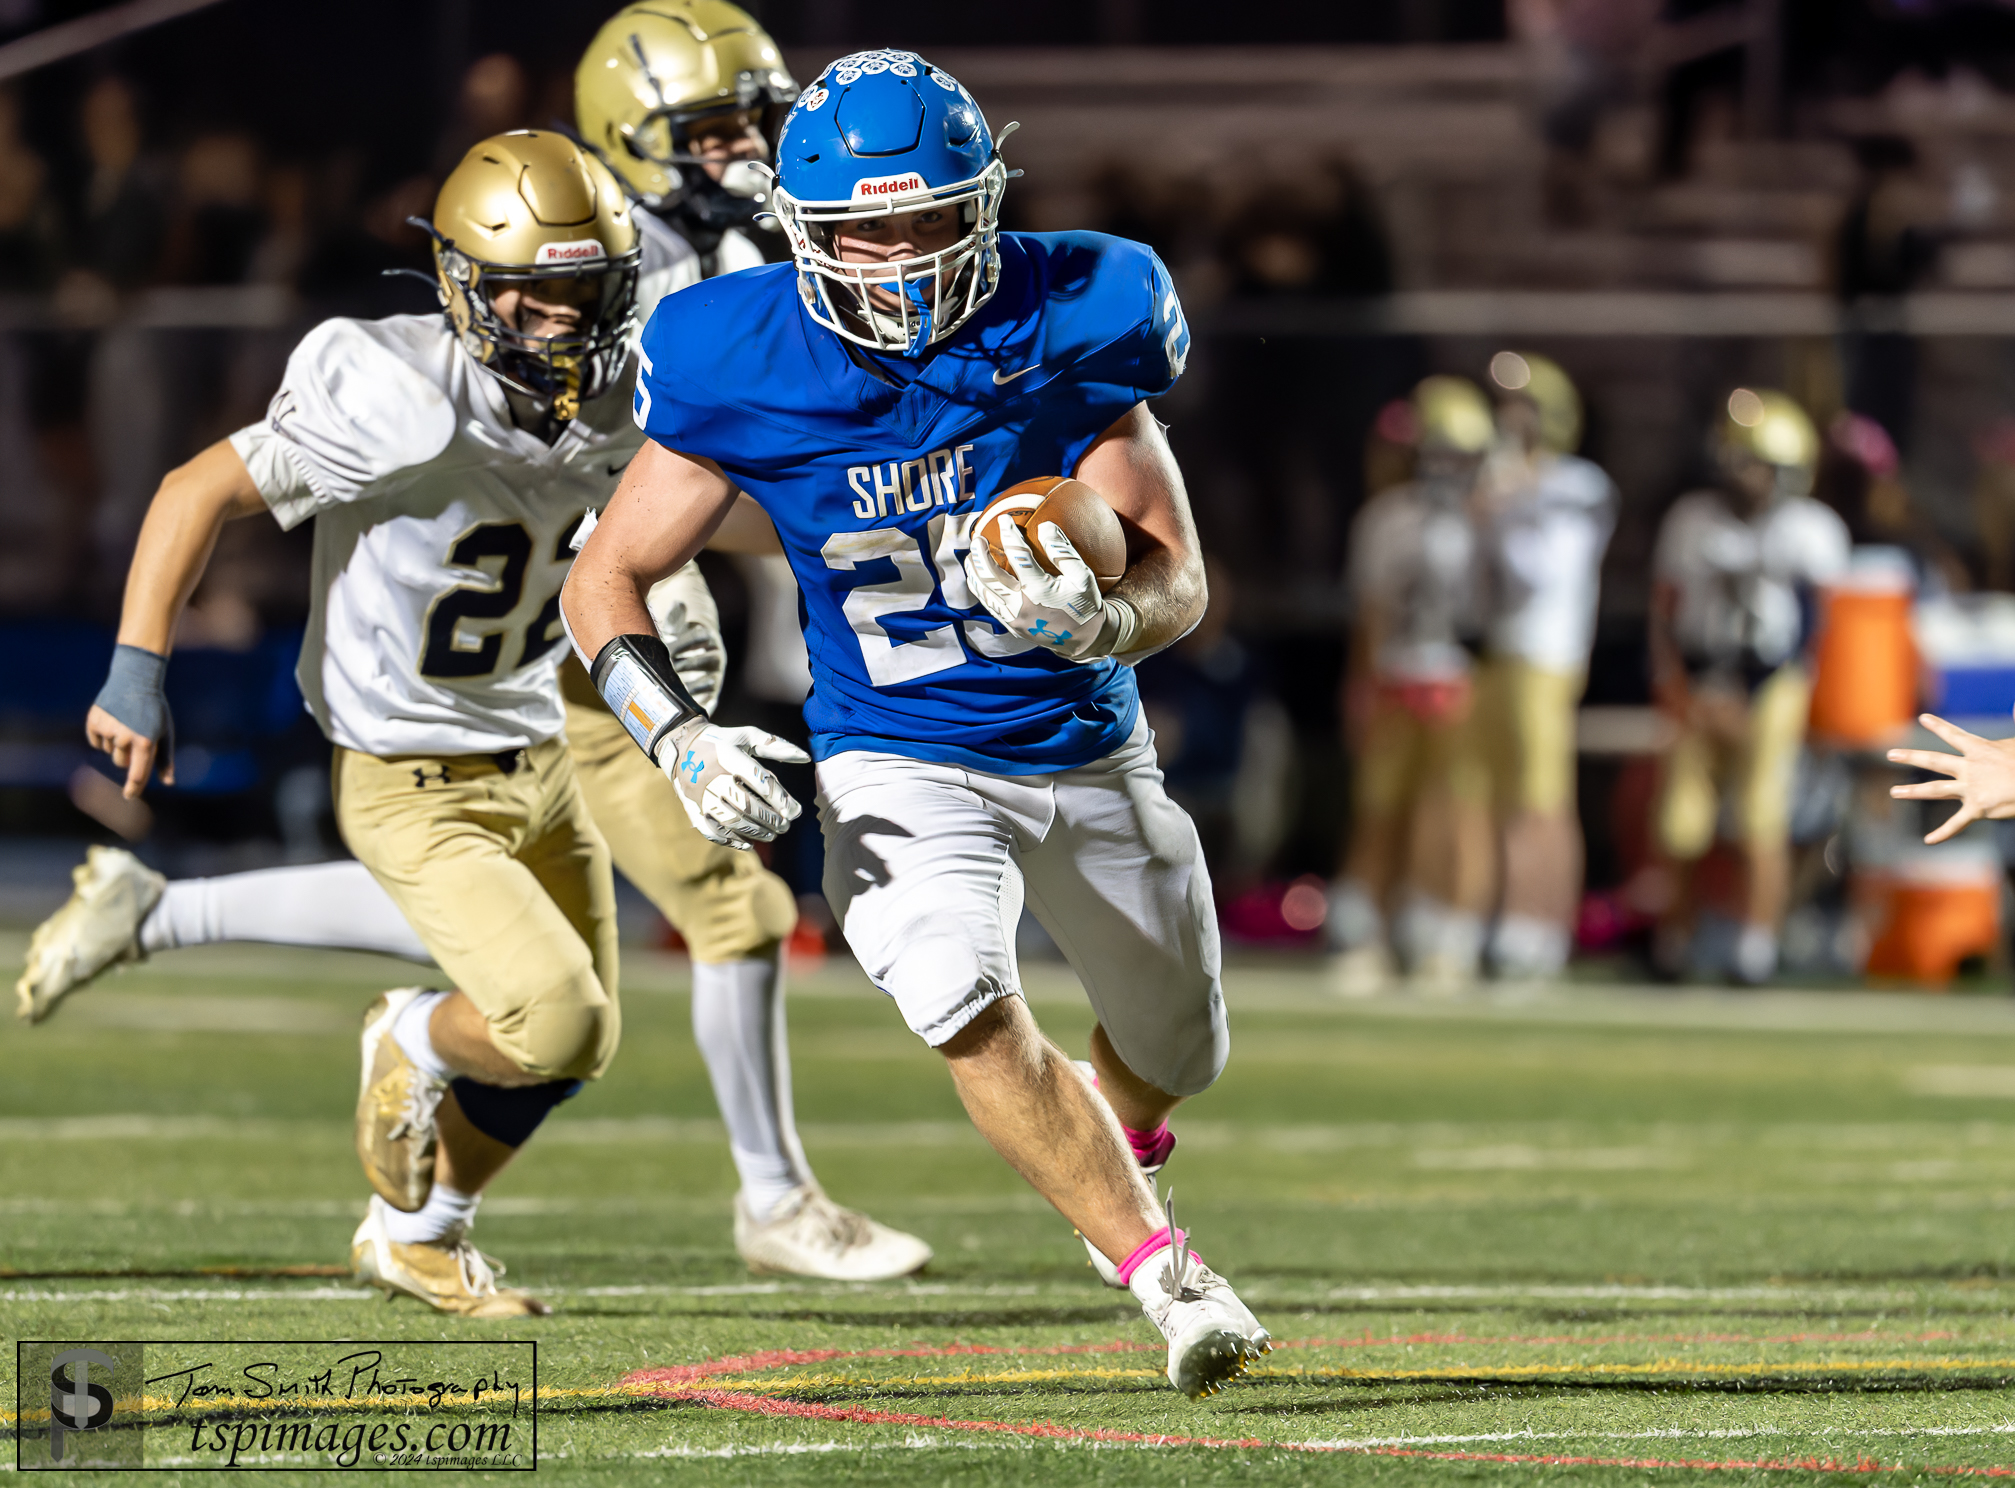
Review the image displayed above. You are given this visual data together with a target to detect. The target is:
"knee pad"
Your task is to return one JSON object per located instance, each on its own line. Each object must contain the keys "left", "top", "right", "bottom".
{"left": 681, "top": 862, "right": 799, "bottom": 963}
{"left": 450, "top": 1077, "right": 581, "bottom": 1148}
{"left": 514, "top": 994, "right": 618, "bottom": 1082}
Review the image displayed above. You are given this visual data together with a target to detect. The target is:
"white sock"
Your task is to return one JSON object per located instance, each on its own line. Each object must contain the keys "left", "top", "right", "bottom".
{"left": 1396, "top": 894, "right": 1483, "bottom": 973}
{"left": 1327, "top": 880, "right": 1383, "bottom": 953}
{"left": 1489, "top": 914, "right": 1571, "bottom": 978}
{"left": 138, "top": 862, "right": 433, "bottom": 961}
{"left": 692, "top": 954, "right": 808, "bottom": 1222}
{"left": 379, "top": 1184, "right": 479, "bottom": 1245}
{"left": 1733, "top": 924, "right": 1779, "bottom": 985}
{"left": 392, "top": 990, "right": 452, "bottom": 1084}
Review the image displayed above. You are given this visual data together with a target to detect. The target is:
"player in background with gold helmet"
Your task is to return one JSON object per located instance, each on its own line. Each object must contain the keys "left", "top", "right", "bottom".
{"left": 1473, "top": 352, "right": 1616, "bottom": 979}
{"left": 576, "top": 0, "right": 797, "bottom": 296}
{"left": 24, "top": 113, "right": 935, "bottom": 1285}
{"left": 1328, "top": 376, "right": 1497, "bottom": 994}
{"left": 1648, "top": 389, "right": 1849, "bottom": 984}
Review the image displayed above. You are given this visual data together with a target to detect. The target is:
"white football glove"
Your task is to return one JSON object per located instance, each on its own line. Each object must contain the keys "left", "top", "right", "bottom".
{"left": 657, "top": 720, "right": 808, "bottom": 850}
{"left": 646, "top": 565, "right": 726, "bottom": 713}
{"left": 963, "top": 519, "right": 1135, "bottom": 664}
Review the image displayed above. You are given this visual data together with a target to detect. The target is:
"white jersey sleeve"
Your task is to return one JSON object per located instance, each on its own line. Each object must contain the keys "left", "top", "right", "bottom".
{"left": 242, "top": 314, "right": 645, "bottom": 758}
{"left": 230, "top": 318, "right": 458, "bottom": 530}
{"left": 1764, "top": 496, "right": 1851, "bottom": 588}
{"left": 1484, "top": 452, "right": 1617, "bottom": 672}
{"left": 634, "top": 210, "right": 703, "bottom": 328}
{"left": 1348, "top": 483, "right": 1474, "bottom": 683}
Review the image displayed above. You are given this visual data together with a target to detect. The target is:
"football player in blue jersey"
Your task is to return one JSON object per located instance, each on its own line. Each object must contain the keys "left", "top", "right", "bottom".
{"left": 563, "top": 49, "right": 1270, "bottom": 1398}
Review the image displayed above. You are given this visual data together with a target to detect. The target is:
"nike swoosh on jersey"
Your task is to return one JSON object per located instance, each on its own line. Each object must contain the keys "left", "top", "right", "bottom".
{"left": 992, "top": 364, "right": 1041, "bottom": 385}
{"left": 606, "top": 461, "right": 632, "bottom": 477}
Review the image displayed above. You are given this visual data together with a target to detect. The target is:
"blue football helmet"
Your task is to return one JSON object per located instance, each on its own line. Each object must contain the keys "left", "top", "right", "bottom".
{"left": 769, "top": 50, "right": 1014, "bottom": 357}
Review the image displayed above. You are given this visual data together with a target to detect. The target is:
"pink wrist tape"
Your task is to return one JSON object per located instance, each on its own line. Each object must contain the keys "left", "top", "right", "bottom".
{"left": 1114, "top": 1226, "right": 1190, "bottom": 1286}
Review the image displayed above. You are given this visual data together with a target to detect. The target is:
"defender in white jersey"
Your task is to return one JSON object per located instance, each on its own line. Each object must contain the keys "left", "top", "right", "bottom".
{"left": 30, "top": 19, "right": 933, "bottom": 1283}
{"left": 1474, "top": 352, "right": 1616, "bottom": 979}
{"left": 1329, "top": 377, "right": 1495, "bottom": 993}
{"left": 77, "top": 132, "right": 806, "bottom": 1315}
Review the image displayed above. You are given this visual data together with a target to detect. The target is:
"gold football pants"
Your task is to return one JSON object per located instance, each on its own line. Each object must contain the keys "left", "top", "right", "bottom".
{"left": 332, "top": 736, "right": 620, "bottom": 1082}
{"left": 1478, "top": 656, "right": 1585, "bottom": 819}
{"left": 559, "top": 657, "right": 799, "bottom": 962}
{"left": 1656, "top": 664, "right": 1810, "bottom": 861}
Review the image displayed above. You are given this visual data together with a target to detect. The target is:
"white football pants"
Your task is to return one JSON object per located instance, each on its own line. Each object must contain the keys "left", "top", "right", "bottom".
{"left": 817, "top": 716, "right": 1228, "bottom": 1097}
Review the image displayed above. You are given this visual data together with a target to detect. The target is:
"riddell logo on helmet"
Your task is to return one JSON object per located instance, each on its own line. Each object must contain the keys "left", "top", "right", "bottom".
{"left": 851, "top": 173, "right": 929, "bottom": 203}
{"left": 536, "top": 239, "right": 606, "bottom": 266}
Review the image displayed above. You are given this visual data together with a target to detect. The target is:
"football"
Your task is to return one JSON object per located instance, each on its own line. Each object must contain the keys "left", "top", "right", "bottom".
{"left": 974, "top": 476, "right": 1127, "bottom": 593}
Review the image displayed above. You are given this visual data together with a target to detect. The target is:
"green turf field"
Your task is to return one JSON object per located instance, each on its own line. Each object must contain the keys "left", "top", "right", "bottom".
{"left": 8, "top": 932, "right": 2015, "bottom": 1482}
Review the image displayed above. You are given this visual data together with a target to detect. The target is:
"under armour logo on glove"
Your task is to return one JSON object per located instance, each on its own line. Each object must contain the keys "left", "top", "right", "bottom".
{"left": 964, "top": 521, "right": 1132, "bottom": 664}
{"left": 412, "top": 764, "right": 452, "bottom": 788}
{"left": 655, "top": 720, "right": 809, "bottom": 850}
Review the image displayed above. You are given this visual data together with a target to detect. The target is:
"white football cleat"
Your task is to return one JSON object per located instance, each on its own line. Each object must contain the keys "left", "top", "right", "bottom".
{"left": 1129, "top": 1201, "right": 1271, "bottom": 1399}
{"left": 16, "top": 845, "right": 164, "bottom": 1024}
{"left": 356, "top": 989, "right": 448, "bottom": 1213}
{"left": 351, "top": 1196, "right": 548, "bottom": 1318}
{"left": 734, "top": 1186, "right": 932, "bottom": 1281}
{"left": 1326, "top": 944, "right": 1394, "bottom": 998}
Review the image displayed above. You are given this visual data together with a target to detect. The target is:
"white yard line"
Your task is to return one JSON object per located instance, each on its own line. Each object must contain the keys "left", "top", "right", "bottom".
{"left": 14, "top": 1114, "right": 2015, "bottom": 1151}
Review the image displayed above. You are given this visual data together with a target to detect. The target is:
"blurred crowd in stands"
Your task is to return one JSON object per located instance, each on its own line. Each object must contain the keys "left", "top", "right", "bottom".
{"left": 8, "top": 2, "right": 2015, "bottom": 985}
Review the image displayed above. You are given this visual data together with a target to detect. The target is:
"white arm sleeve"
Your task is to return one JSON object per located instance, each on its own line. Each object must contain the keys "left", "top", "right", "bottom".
{"left": 228, "top": 318, "right": 458, "bottom": 530}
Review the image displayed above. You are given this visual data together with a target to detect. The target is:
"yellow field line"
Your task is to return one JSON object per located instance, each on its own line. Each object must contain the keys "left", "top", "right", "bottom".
{"left": 7, "top": 1358, "right": 2014, "bottom": 1428}
{"left": 683, "top": 1357, "right": 2015, "bottom": 1393}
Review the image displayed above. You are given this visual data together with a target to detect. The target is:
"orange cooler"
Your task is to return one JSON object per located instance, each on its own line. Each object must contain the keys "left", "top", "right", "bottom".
{"left": 1809, "top": 551, "right": 1916, "bottom": 747}
{"left": 1858, "top": 866, "right": 2000, "bottom": 988}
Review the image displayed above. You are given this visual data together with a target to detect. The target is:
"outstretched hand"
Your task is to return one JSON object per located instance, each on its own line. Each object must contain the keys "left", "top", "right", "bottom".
{"left": 1887, "top": 713, "right": 2015, "bottom": 844}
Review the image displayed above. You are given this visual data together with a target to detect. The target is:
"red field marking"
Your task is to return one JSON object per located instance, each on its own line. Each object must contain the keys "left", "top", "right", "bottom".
{"left": 619, "top": 1339, "right": 2015, "bottom": 1475}
{"left": 624, "top": 1329, "right": 1963, "bottom": 1391}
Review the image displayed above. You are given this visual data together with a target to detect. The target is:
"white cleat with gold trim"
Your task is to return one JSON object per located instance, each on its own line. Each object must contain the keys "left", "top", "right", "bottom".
{"left": 15, "top": 845, "right": 163, "bottom": 1024}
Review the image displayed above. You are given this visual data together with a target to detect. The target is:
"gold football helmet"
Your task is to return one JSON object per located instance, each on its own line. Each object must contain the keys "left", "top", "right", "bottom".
{"left": 424, "top": 131, "right": 641, "bottom": 422}
{"left": 575, "top": 1, "right": 797, "bottom": 209}
{"left": 1718, "top": 387, "right": 1818, "bottom": 497}
{"left": 1488, "top": 350, "right": 1582, "bottom": 455}
{"left": 1413, "top": 375, "right": 1496, "bottom": 456}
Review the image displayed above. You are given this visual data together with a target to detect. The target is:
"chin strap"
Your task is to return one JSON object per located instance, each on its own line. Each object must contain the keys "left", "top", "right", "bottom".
{"left": 551, "top": 354, "right": 584, "bottom": 423}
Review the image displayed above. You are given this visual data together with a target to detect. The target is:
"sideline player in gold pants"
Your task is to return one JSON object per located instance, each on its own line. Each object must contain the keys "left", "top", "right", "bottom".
{"left": 1329, "top": 377, "right": 1497, "bottom": 993}
{"left": 1647, "top": 390, "right": 1848, "bottom": 983}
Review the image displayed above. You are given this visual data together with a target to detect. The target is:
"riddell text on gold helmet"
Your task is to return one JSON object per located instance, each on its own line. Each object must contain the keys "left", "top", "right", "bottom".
{"left": 428, "top": 130, "right": 641, "bottom": 421}
{"left": 575, "top": 0, "right": 796, "bottom": 204}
